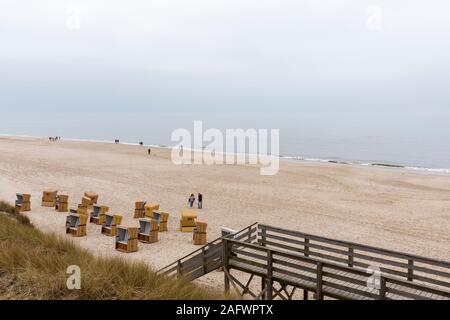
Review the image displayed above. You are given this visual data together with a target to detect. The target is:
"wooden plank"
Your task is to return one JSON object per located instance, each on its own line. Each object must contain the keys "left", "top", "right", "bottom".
{"left": 261, "top": 231, "right": 351, "bottom": 257}
{"left": 271, "top": 266, "right": 317, "bottom": 284}
{"left": 233, "top": 248, "right": 268, "bottom": 261}
{"left": 258, "top": 231, "right": 306, "bottom": 246}
{"left": 264, "top": 240, "right": 351, "bottom": 265}
{"left": 230, "top": 256, "right": 269, "bottom": 270}
{"left": 412, "top": 273, "right": 450, "bottom": 289}
{"left": 386, "top": 278, "right": 450, "bottom": 298}
{"left": 272, "top": 257, "right": 317, "bottom": 275}
{"left": 352, "top": 252, "right": 410, "bottom": 269}
{"left": 386, "top": 287, "right": 432, "bottom": 300}
{"left": 322, "top": 271, "right": 368, "bottom": 287}
{"left": 410, "top": 264, "right": 450, "bottom": 279}
{"left": 321, "top": 280, "right": 378, "bottom": 299}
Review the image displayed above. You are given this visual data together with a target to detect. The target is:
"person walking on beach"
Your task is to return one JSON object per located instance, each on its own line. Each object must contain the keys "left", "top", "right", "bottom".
{"left": 180, "top": 144, "right": 184, "bottom": 157}
{"left": 188, "top": 194, "right": 195, "bottom": 208}
{"left": 148, "top": 148, "right": 151, "bottom": 156}
{"left": 198, "top": 193, "right": 203, "bottom": 209}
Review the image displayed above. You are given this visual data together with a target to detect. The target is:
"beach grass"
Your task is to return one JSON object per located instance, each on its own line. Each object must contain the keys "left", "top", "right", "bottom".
{"left": 0, "top": 202, "right": 226, "bottom": 300}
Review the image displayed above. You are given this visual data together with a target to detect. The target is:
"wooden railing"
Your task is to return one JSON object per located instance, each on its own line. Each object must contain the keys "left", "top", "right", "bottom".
{"left": 258, "top": 224, "right": 450, "bottom": 292}
{"left": 157, "top": 223, "right": 258, "bottom": 281}
{"left": 223, "top": 237, "right": 450, "bottom": 300}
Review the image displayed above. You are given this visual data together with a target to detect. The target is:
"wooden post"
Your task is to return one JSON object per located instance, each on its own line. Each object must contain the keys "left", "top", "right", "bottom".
{"left": 177, "top": 260, "right": 182, "bottom": 279}
{"left": 266, "top": 250, "right": 273, "bottom": 300}
{"left": 223, "top": 239, "right": 230, "bottom": 293}
{"left": 304, "top": 238, "right": 310, "bottom": 257}
{"left": 407, "top": 259, "right": 414, "bottom": 281}
{"left": 261, "top": 226, "right": 267, "bottom": 247}
{"left": 202, "top": 247, "right": 207, "bottom": 274}
{"left": 316, "top": 262, "right": 323, "bottom": 300}
{"left": 303, "top": 290, "right": 309, "bottom": 300}
{"left": 379, "top": 277, "right": 387, "bottom": 300}
{"left": 261, "top": 276, "right": 266, "bottom": 300}
{"left": 348, "top": 247, "right": 354, "bottom": 267}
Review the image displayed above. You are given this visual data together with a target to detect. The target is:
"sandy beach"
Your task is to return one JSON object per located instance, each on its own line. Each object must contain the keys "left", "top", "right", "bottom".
{"left": 1, "top": 136, "right": 449, "bottom": 288}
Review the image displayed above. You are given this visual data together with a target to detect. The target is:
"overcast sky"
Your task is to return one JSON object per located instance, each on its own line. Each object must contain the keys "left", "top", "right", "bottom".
{"left": 1, "top": 0, "right": 449, "bottom": 114}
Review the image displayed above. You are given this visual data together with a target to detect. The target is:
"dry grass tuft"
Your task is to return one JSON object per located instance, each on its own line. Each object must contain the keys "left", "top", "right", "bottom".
{"left": 0, "top": 200, "right": 16, "bottom": 214}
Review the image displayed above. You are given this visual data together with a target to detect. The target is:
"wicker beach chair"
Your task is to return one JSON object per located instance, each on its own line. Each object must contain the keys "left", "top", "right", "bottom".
{"left": 115, "top": 227, "right": 138, "bottom": 253}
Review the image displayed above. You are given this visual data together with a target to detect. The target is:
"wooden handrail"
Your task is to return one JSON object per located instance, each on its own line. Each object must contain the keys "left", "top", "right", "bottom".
{"left": 259, "top": 224, "right": 450, "bottom": 268}
{"left": 158, "top": 222, "right": 258, "bottom": 275}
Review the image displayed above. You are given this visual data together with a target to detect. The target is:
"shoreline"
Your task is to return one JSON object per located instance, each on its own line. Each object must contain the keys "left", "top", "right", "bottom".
{"left": 1, "top": 133, "right": 449, "bottom": 177}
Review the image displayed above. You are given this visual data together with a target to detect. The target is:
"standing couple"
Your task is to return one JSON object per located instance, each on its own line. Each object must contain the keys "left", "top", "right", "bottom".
{"left": 188, "top": 193, "right": 203, "bottom": 209}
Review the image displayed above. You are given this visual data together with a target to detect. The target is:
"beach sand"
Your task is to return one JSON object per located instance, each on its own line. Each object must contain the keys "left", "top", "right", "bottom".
{"left": 1, "top": 136, "right": 449, "bottom": 289}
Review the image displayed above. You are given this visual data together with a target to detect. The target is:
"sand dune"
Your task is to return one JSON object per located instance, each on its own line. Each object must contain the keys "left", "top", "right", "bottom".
{"left": 1, "top": 136, "right": 449, "bottom": 288}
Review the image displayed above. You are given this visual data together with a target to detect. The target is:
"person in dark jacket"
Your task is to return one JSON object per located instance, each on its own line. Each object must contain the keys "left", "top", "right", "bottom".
{"left": 188, "top": 194, "right": 195, "bottom": 208}
{"left": 198, "top": 193, "right": 203, "bottom": 209}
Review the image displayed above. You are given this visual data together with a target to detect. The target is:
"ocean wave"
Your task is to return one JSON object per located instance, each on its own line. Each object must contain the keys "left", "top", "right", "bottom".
{"left": 279, "top": 155, "right": 450, "bottom": 175}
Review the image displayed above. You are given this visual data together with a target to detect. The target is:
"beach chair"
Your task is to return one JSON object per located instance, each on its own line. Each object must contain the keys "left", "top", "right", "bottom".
{"left": 89, "top": 205, "right": 109, "bottom": 225}
{"left": 134, "top": 201, "right": 147, "bottom": 218}
{"left": 55, "top": 194, "right": 69, "bottom": 212}
{"left": 138, "top": 219, "right": 159, "bottom": 243}
{"left": 65, "top": 213, "right": 87, "bottom": 237}
{"left": 76, "top": 204, "right": 88, "bottom": 216}
{"left": 42, "top": 190, "right": 57, "bottom": 207}
{"left": 15, "top": 193, "right": 31, "bottom": 212}
{"left": 101, "top": 214, "right": 122, "bottom": 236}
{"left": 115, "top": 227, "right": 138, "bottom": 253}
{"left": 193, "top": 221, "right": 207, "bottom": 245}
{"left": 81, "top": 196, "right": 92, "bottom": 208}
{"left": 153, "top": 210, "right": 170, "bottom": 232}
{"left": 180, "top": 210, "right": 197, "bottom": 232}
{"left": 84, "top": 192, "right": 98, "bottom": 205}
{"left": 144, "top": 203, "right": 160, "bottom": 218}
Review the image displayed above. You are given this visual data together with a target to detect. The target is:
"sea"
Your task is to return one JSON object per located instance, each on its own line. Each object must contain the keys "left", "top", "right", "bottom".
{"left": 1, "top": 110, "right": 450, "bottom": 174}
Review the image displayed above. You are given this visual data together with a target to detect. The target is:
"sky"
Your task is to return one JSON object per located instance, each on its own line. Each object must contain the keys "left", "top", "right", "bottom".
{"left": 1, "top": 0, "right": 450, "bottom": 115}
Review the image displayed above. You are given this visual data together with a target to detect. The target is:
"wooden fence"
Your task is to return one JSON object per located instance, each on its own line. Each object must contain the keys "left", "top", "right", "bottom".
{"left": 258, "top": 224, "right": 450, "bottom": 293}
{"left": 159, "top": 222, "right": 450, "bottom": 300}
{"left": 224, "top": 236, "right": 450, "bottom": 300}
{"left": 158, "top": 223, "right": 257, "bottom": 281}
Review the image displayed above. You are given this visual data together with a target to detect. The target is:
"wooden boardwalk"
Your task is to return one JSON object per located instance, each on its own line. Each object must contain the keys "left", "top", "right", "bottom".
{"left": 158, "top": 223, "right": 450, "bottom": 300}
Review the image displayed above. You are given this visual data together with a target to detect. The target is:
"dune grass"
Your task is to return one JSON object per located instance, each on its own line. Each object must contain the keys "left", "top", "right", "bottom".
{"left": 0, "top": 202, "right": 226, "bottom": 300}
{"left": 0, "top": 200, "right": 31, "bottom": 225}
